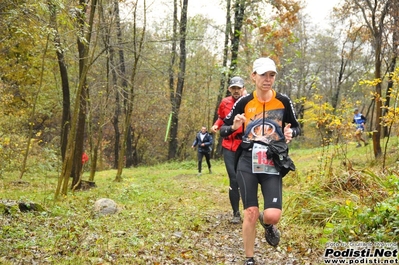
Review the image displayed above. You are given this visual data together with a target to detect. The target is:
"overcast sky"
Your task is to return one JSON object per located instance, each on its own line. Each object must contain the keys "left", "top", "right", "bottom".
{"left": 304, "top": 0, "right": 340, "bottom": 26}
{"left": 126, "top": 0, "right": 341, "bottom": 30}
{"left": 185, "top": 0, "right": 340, "bottom": 28}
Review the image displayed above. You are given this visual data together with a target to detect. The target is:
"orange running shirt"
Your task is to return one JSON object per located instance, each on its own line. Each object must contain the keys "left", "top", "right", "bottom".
{"left": 222, "top": 90, "right": 300, "bottom": 144}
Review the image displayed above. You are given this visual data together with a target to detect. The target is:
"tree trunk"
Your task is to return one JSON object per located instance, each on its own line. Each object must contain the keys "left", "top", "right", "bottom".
{"left": 354, "top": 0, "right": 391, "bottom": 158}
{"left": 110, "top": 46, "right": 120, "bottom": 169}
{"left": 126, "top": 126, "right": 134, "bottom": 167}
{"left": 55, "top": 0, "right": 97, "bottom": 198}
{"left": 48, "top": 0, "right": 71, "bottom": 161}
{"left": 212, "top": 0, "right": 246, "bottom": 158}
{"left": 372, "top": 39, "right": 383, "bottom": 158}
{"left": 382, "top": 12, "right": 398, "bottom": 138}
{"left": 88, "top": 0, "right": 113, "bottom": 181}
{"left": 112, "top": 93, "right": 121, "bottom": 169}
{"left": 212, "top": 0, "right": 231, "bottom": 158}
{"left": 115, "top": 0, "right": 146, "bottom": 180}
{"left": 229, "top": 0, "right": 245, "bottom": 75}
{"left": 168, "top": 0, "right": 188, "bottom": 160}
{"left": 113, "top": 0, "right": 134, "bottom": 168}
{"left": 167, "top": 0, "right": 178, "bottom": 159}
{"left": 71, "top": 0, "right": 100, "bottom": 190}
{"left": 71, "top": 82, "right": 87, "bottom": 190}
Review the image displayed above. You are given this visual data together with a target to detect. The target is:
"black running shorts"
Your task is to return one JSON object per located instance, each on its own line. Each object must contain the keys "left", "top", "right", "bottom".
{"left": 236, "top": 150, "right": 283, "bottom": 210}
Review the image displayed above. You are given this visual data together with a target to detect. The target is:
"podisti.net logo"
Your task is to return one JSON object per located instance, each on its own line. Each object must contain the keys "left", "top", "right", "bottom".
{"left": 323, "top": 242, "right": 398, "bottom": 264}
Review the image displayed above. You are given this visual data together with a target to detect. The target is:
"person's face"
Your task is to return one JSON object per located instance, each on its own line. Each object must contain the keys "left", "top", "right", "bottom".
{"left": 252, "top": 71, "right": 276, "bottom": 92}
{"left": 228, "top": 86, "right": 244, "bottom": 99}
{"left": 201, "top": 127, "right": 207, "bottom": 133}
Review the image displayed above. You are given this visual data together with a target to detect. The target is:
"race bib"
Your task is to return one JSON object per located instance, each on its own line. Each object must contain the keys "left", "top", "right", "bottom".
{"left": 252, "top": 143, "right": 279, "bottom": 174}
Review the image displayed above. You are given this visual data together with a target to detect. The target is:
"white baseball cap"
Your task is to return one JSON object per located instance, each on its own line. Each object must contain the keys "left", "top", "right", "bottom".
{"left": 253, "top": 57, "right": 277, "bottom": 74}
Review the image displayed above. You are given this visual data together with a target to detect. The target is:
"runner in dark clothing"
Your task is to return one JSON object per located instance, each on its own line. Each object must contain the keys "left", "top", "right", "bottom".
{"left": 191, "top": 126, "right": 213, "bottom": 176}
{"left": 211, "top": 76, "right": 246, "bottom": 224}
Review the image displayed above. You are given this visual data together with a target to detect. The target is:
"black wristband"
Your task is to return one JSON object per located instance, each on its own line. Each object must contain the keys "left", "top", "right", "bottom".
{"left": 223, "top": 125, "right": 235, "bottom": 135}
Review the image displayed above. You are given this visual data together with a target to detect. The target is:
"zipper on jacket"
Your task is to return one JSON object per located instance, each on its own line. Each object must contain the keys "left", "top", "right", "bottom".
{"left": 262, "top": 102, "right": 265, "bottom": 136}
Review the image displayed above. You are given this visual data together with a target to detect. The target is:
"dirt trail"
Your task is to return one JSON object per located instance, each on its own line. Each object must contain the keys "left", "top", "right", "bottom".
{"left": 192, "top": 212, "right": 321, "bottom": 265}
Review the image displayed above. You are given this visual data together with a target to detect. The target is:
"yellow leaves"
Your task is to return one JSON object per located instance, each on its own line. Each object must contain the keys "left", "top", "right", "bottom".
{"left": 358, "top": 78, "right": 382, "bottom": 87}
{"left": 302, "top": 93, "right": 360, "bottom": 145}
{"left": 245, "top": 1, "right": 301, "bottom": 59}
{"left": 345, "top": 199, "right": 352, "bottom": 207}
{"left": 2, "top": 137, "right": 11, "bottom": 146}
{"left": 313, "top": 94, "right": 324, "bottom": 101}
{"left": 1, "top": 93, "right": 14, "bottom": 105}
{"left": 380, "top": 106, "right": 399, "bottom": 127}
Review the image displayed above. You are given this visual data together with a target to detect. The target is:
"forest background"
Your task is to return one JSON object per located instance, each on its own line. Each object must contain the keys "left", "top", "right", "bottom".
{"left": 1, "top": 1, "right": 399, "bottom": 198}
{"left": 1, "top": 0, "right": 399, "bottom": 263}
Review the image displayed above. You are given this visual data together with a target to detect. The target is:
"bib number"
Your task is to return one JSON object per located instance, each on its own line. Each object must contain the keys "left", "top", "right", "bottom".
{"left": 252, "top": 143, "right": 279, "bottom": 174}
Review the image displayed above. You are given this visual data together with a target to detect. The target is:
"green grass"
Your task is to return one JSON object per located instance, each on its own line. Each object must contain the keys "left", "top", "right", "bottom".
{"left": 1, "top": 160, "right": 241, "bottom": 264}
{"left": 1, "top": 140, "right": 398, "bottom": 264}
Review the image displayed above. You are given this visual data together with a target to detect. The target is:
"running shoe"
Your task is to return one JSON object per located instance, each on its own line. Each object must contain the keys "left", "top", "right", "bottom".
{"left": 244, "top": 257, "right": 255, "bottom": 265}
{"left": 230, "top": 211, "right": 241, "bottom": 224}
{"left": 259, "top": 211, "right": 280, "bottom": 247}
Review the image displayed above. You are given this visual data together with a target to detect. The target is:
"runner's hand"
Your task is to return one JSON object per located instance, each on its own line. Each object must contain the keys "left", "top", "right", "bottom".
{"left": 284, "top": 123, "right": 293, "bottom": 143}
{"left": 232, "top": 114, "right": 246, "bottom": 130}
